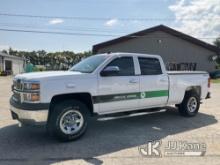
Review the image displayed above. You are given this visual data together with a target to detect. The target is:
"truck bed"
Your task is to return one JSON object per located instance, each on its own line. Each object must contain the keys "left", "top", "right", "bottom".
{"left": 168, "top": 71, "right": 208, "bottom": 75}
{"left": 167, "top": 71, "right": 209, "bottom": 105}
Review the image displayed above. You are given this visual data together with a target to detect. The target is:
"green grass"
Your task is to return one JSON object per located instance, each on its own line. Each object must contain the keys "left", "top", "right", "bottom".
{"left": 211, "top": 79, "right": 220, "bottom": 83}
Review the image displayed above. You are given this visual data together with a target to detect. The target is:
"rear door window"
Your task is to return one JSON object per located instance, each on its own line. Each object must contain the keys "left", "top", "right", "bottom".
{"left": 138, "top": 57, "right": 162, "bottom": 75}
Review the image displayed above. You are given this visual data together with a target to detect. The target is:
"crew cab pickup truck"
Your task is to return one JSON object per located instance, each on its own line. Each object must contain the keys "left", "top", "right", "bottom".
{"left": 10, "top": 53, "right": 211, "bottom": 141}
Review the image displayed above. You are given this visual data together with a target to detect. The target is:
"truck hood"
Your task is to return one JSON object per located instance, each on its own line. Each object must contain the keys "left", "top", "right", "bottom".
{"left": 15, "top": 71, "right": 84, "bottom": 81}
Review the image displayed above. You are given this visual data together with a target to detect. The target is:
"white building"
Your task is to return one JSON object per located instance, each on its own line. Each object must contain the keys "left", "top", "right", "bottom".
{"left": 0, "top": 52, "right": 25, "bottom": 75}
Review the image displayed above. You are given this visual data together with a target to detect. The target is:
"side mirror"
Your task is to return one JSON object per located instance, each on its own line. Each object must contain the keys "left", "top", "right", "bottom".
{"left": 100, "top": 66, "right": 120, "bottom": 77}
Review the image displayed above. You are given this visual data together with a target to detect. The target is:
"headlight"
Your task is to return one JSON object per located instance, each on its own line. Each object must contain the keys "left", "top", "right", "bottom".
{"left": 12, "top": 80, "right": 41, "bottom": 103}
{"left": 22, "top": 81, "right": 40, "bottom": 102}
{"left": 24, "top": 82, "right": 40, "bottom": 90}
{"left": 23, "top": 93, "right": 40, "bottom": 102}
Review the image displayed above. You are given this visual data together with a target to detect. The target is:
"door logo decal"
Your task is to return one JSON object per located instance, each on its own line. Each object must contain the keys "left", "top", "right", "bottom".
{"left": 141, "top": 92, "right": 146, "bottom": 99}
{"left": 93, "top": 90, "right": 169, "bottom": 104}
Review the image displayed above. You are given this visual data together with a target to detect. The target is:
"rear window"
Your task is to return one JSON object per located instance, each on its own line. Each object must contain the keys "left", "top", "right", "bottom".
{"left": 138, "top": 57, "right": 162, "bottom": 75}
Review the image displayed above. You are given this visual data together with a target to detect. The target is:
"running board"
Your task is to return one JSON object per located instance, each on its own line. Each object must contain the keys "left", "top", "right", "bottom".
{"left": 97, "top": 108, "right": 167, "bottom": 121}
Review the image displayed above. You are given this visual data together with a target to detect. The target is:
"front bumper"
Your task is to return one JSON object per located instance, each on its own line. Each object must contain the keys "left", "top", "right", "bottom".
{"left": 10, "top": 105, "right": 48, "bottom": 125}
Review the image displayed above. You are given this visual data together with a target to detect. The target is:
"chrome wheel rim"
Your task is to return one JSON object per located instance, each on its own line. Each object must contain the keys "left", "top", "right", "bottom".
{"left": 59, "top": 110, "right": 84, "bottom": 135}
{"left": 187, "top": 97, "right": 197, "bottom": 112}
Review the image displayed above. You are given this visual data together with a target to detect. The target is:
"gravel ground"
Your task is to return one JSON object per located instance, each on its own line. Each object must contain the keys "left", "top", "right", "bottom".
{"left": 0, "top": 76, "right": 220, "bottom": 165}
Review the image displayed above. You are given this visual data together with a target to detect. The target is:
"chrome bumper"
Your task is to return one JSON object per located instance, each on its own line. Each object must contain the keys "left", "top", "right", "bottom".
{"left": 10, "top": 105, "right": 48, "bottom": 125}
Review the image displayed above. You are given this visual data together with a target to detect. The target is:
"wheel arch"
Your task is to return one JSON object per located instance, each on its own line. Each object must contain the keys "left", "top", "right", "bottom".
{"left": 49, "top": 93, "right": 94, "bottom": 118}
{"left": 185, "top": 86, "right": 201, "bottom": 98}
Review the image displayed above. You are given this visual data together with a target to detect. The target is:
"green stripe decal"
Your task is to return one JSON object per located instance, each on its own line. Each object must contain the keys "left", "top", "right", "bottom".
{"left": 93, "top": 90, "right": 169, "bottom": 104}
{"left": 141, "top": 90, "right": 169, "bottom": 99}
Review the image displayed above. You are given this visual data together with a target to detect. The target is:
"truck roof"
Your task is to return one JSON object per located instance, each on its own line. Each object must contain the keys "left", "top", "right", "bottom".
{"left": 96, "top": 52, "right": 161, "bottom": 58}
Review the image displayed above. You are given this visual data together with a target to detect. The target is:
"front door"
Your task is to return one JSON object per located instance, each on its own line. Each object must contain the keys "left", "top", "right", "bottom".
{"left": 97, "top": 56, "right": 140, "bottom": 114}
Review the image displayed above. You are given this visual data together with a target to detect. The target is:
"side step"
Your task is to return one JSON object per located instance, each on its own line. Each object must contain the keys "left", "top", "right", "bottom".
{"left": 97, "top": 108, "right": 167, "bottom": 121}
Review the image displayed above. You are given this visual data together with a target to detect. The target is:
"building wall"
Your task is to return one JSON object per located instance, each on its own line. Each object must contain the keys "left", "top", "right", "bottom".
{"left": 0, "top": 56, "right": 3, "bottom": 71}
{"left": 3, "top": 57, "right": 24, "bottom": 75}
{"left": 96, "top": 31, "right": 217, "bottom": 71}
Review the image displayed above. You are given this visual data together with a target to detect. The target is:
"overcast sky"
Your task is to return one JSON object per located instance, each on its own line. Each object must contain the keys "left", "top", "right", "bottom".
{"left": 0, "top": 0, "right": 219, "bottom": 52}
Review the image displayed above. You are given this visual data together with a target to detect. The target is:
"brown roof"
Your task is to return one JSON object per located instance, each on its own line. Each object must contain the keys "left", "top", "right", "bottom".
{"left": 92, "top": 25, "right": 220, "bottom": 54}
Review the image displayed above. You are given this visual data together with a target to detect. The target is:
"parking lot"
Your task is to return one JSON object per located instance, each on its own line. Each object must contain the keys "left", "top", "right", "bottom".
{"left": 0, "top": 76, "right": 220, "bottom": 165}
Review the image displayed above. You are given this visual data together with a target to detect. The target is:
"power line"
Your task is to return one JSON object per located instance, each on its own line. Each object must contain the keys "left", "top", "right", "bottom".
{"left": 0, "top": 28, "right": 217, "bottom": 39}
{"left": 0, "top": 12, "right": 108, "bottom": 20}
{"left": 0, "top": 28, "right": 119, "bottom": 37}
{"left": 0, "top": 22, "right": 125, "bottom": 34}
{"left": 0, "top": 12, "right": 219, "bottom": 21}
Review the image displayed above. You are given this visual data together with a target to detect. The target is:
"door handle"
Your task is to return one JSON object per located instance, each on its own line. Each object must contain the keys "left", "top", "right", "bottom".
{"left": 129, "top": 79, "right": 138, "bottom": 84}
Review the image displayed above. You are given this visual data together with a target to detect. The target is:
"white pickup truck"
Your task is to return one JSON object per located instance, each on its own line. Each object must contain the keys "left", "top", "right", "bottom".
{"left": 10, "top": 53, "right": 211, "bottom": 141}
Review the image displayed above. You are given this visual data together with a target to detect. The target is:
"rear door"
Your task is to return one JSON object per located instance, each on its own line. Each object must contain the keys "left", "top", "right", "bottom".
{"left": 97, "top": 56, "right": 140, "bottom": 114}
{"left": 138, "top": 57, "right": 169, "bottom": 108}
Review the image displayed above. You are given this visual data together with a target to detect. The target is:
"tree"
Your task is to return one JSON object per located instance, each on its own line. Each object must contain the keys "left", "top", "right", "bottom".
{"left": 9, "top": 47, "right": 18, "bottom": 56}
{"left": 214, "top": 37, "right": 220, "bottom": 48}
{"left": 5, "top": 48, "right": 92, "bottom": 70}
{"left": 214, "top": 37, "right": 220, "bottom": 66}
{"left": 1, "top": 50, "right": 8, "bottom": 54}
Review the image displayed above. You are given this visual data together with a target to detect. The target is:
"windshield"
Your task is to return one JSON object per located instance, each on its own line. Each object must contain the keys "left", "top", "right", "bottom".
{"left": 69, "top": 55, "right": 108, "bottom": 73}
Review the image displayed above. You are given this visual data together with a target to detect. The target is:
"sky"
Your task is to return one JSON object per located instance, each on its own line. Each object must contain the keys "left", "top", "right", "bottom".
{"left": 0, "top": 0, "right": 219, "bottom": 53}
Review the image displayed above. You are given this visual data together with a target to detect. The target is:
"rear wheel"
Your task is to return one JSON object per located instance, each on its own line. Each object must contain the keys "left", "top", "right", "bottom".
{"left": 178, "top": 91, "right": 200, "bottom": 117}
{"left": 47, "top": 100, "right": 89, "bottom": 141}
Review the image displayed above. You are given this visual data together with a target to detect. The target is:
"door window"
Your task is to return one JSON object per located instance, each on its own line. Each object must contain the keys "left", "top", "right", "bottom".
{"left": 138, "top": 57, "right": 162, "bottom": 75}
{"left": 105, "top": 57, "right": 135, "bottom": 76}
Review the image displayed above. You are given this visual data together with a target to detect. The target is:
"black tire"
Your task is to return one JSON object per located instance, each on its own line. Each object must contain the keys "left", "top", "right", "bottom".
{"left": 175, "top": 104, "right": 180, "bottom": 108}
{"left": 47, "top": 99, "right": 89, "bottom": 141}
{"left": 178, "top": 91, "right": 200, "bottom": 117}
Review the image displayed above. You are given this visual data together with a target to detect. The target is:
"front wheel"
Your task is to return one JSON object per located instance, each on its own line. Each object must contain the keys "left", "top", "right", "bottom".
{"left": 178, "top": 91, "right": 200, "bottom": 117}
{"left": 47, "top": 100, "right": 89, "bottom": 141}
